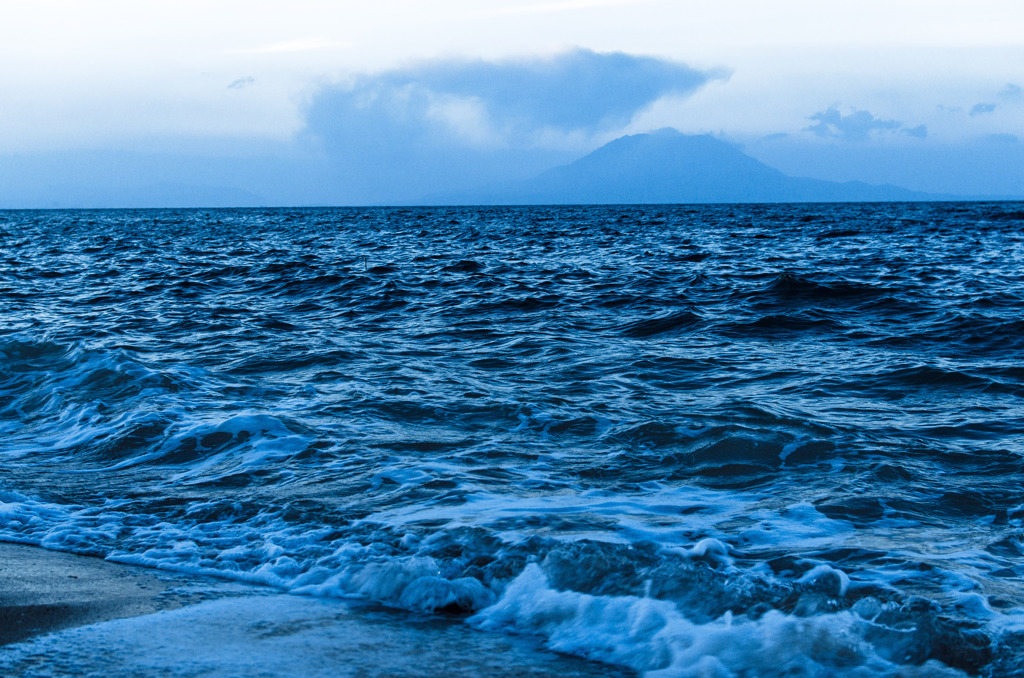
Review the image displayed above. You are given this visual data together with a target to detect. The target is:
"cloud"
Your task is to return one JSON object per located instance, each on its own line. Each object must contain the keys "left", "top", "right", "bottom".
{"left": 970, "top": 102, "right": 997, "bottom": 116}
{"left": 999, "top": 83, "right": 1022, "bottom": 101}
{"left": 804, "top": 106, "right": 916, "bottom": 142}
{"left": 314, "top": 49, "right": 718, "bottom": 140}
{"left": 302, "top": 49, "right": 720, "bottom": 202}
{"left": 902, "top": 124, "right": 927, "bottom": 138}
{"left": 227, "top": 77, "right": 255, "bottom": 90}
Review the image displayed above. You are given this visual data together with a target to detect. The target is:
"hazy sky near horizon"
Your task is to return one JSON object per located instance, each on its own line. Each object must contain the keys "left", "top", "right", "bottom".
{"left": 1, "top": 0, "right": 1022, "bottom": 204}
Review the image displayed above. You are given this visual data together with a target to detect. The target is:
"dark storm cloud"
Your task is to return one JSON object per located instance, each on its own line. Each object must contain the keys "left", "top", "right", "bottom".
{"left": 307, "top": 49, "right": 720, "bottom": 141}
{"left": 804, "top": 107, "right": 906, "bottom": 142}
{"left": 301, "top": 49, "right": 722, "bottom": 202}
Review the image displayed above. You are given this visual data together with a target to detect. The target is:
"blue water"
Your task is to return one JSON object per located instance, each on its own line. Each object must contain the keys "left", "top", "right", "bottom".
{"left": 1, "top": 203, "right": 1023, "bottom": 676}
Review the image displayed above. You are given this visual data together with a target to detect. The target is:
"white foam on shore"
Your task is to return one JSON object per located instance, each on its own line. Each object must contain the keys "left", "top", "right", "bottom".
{"left": 0, "top": 578, "right": 973, "bottom": 678}
{"left": 0, "top": 486, "right": 1014, "bottom": 676}
{"left": 471, "top": 564, "right": 967, "bottom": 678}
{"left": 0, "top": 593, "right": 622, "bottom": 678}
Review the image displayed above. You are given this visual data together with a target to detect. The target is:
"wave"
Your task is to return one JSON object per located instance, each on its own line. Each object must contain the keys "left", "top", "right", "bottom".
{"left": 619, "top": 310, "right": 703, "bottom": 338}
{"left": 3, "top": 203, "right": 1024, "bottom": 675}
{"left": 763, "top": 272, "right": 895, "bottom": 302}
{"left": 472, "top": 564, "right": 976, "bottom": 677}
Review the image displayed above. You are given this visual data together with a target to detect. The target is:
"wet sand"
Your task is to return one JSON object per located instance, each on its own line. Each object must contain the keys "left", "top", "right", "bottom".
{"left": 0, "top": 542, "right": 204, "bottom": 646}
{"left": 0, "top": 542, "right": 633, "bottom": 677}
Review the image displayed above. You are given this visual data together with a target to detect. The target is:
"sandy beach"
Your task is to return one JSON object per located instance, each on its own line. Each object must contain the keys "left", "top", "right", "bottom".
{"left": 0, "top": 542, "right": 207, "bottom": 646}
{"left": 0, "top": 542, "right": 633, "bottom": 677}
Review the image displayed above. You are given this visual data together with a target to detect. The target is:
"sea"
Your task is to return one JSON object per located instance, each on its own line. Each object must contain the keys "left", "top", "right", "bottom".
{"left": 0, "top": 202, "right": 1022, "bottom": 676}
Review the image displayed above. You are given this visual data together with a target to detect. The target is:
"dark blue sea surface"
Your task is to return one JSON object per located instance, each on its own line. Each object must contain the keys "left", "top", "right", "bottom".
{"left": 1, "top": 203, "right": 1023, "bottom": 676}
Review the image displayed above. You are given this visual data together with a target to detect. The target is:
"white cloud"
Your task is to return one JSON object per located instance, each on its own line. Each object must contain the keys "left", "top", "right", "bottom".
{"left": 805, "top": 107, "right": 904, "bottom": 142}
{"left": 423, "top": 95, "right": 501, "bottom": 147}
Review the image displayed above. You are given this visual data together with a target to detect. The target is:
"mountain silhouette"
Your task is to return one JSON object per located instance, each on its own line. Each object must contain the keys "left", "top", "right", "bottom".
{"left": 432, "top": 128, "right": 939, "bottom": 204}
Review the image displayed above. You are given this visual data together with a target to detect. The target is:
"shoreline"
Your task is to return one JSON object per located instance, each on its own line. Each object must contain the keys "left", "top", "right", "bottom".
{"left": 0, "top": 541, "right": 633, "bottom": 677}
{"left": 0, "top": 541, "right": 209, "bottom": 647}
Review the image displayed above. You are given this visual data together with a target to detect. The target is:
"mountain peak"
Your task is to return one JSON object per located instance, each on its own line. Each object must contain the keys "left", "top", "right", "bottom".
{"left": 432, "top": 128, "right": 937, "bottom": 204}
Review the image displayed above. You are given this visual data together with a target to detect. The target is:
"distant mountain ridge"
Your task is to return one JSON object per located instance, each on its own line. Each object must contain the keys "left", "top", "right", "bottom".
{"left": 431, "top": 128, "right": 941, "bottom": 204}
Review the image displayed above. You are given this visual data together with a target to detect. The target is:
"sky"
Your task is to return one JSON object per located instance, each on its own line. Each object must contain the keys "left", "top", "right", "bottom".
{"left": 1, "top": 0, "right": 1022, "bottom": 206}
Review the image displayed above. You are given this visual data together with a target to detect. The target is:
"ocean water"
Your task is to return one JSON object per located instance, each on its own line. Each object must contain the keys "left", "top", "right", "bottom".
{"left": 1, "top": 202, "right": 1023, "bottom": 676}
